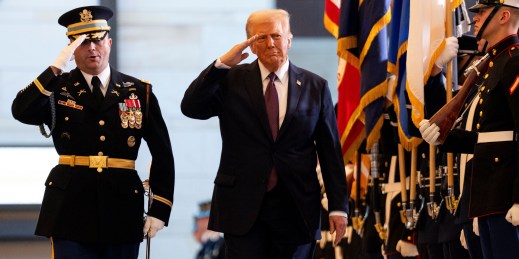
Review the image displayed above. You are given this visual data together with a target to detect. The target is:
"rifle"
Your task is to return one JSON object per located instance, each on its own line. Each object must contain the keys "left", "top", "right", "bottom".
{"left": 429, "top": 53, "right": 490, "bottom": 144}
{"left": 352, "top": 151, "right": 365, "bottom": 236}
{"left": 427, "top": 145, "right": 440, "bottom": 219}
{"left": 405, "top": 147, "right": 419, "bottom": 229}
{"left": 370, "top": 143, "right": 387, "bottom": 241}
{"left": 430, "top": 53, "right": 490, "bottom": 213}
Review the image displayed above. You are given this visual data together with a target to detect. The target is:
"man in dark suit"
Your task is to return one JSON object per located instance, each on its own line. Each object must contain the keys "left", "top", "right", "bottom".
{"left": 181, "top": 9, "right": 349, "bottom": 259}
{"left": 11, "top": 6, "right": 174, "bottom": 259}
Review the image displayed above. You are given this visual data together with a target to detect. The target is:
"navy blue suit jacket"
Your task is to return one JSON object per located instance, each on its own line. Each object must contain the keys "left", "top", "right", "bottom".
{"left": 181, "top": 60, "right": 349, "bottom": 240}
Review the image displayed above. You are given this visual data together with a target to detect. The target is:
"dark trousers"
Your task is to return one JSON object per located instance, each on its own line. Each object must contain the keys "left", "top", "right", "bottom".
{"left": 477, "top": 214, "right": 519, "bottom": 259}
{"left": 224, "top": 183, "right": 315, "bottom": 259}
{"left": 52, "top": 238, "right": 140, "bottom": 259}
{"left": 442, "top": 240, "right": 470, "bottom": 259}
{"left": 417, "top": 243, "right": 443, "bottom": 259}
{"left": 462, "top": 221, "right": 484, "bottom": 259}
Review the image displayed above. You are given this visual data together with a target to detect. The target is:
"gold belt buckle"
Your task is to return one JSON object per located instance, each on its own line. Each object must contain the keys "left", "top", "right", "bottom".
{"left": 89, "top": 156, "right": 108, "bottom": 173}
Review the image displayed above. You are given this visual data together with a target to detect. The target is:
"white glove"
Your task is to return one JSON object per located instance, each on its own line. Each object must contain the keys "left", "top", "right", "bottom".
{"left": 419, "top": 119, "right": 440, "bottom": 145}
{"left": 435, "top": 36, "right": 459, "bottom": 68}
{"left": 473, "top": 217, "right": 479, "bottom": 236}
{"left": 460, "top": 229, "right": 468, "bottom": 250}
{"left": 396, "top": 240, "right": 419, "bottom": 257}
{"left": 51, "top": 34, "right": 86, "bottom": 73}
{"left": 143, "top": 216, "right": 165, "bottom": 238}
{"left": 505, "top": 204, "right": 519, "bottom": 226}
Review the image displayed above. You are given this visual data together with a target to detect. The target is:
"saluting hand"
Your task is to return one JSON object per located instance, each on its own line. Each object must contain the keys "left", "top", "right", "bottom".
{"left": 219, "top": 35, "right": 258, "bottom": 67}
{"left": 51, "top": 34, "right": 86, "bottom": 74}
{"left": 329, "top": 215, "right": 347, "bottom": 246}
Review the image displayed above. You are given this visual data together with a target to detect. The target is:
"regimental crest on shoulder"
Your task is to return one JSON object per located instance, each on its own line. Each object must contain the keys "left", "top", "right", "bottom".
{"left": 80, "top": 9, "right": 93, "bottom": 23}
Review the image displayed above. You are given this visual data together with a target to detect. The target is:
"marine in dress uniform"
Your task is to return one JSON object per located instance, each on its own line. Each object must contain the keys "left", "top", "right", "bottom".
{"left": 431, "top": 35, "right": 484, "bottom": 259}
{"left": 420, "top": 42, "right": 470, "bottom": 259}
{"left": 11, "top": 6, "right": 174, "bottom": 259}
{"left": 420, "top": 1, "right": 519, "bottom": 258}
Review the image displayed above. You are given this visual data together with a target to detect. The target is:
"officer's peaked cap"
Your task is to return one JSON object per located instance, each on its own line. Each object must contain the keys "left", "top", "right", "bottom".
{"left": 58, "top": 6, "right": 113, "bottom": 41}
{"left": 469, "top": 0, "right": 519, "bottom": 12}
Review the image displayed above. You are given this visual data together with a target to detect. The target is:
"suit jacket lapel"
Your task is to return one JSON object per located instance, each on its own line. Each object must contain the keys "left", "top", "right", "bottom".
{"left": 244, "top": 61, "right": 275, "bottom": 141}
{"left": 278, "top": 63, "right": 303, "bottom": 138}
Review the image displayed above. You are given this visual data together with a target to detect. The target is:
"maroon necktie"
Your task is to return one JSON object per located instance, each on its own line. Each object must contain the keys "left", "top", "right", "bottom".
{"left": 265, "top": 72, "right": 279, "bottom": 191}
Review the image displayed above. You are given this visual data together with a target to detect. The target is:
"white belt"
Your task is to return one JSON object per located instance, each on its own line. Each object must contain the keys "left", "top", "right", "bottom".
{"left": 477, "top": 131, "right": 515, "bottom": 143}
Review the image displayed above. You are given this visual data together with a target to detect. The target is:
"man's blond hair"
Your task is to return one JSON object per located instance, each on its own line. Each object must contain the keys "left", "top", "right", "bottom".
{"left": 246, "top": 9, "right": 292, "bottom": 38}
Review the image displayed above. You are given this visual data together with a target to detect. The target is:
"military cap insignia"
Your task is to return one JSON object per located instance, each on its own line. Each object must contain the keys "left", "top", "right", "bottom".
{"left": 79, "top": 9, "right": 93, "bottom": 22}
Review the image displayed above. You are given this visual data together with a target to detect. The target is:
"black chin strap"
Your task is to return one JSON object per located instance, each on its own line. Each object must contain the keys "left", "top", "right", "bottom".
{"left": 476, "top": 5, "right": 502, "bottom": 40}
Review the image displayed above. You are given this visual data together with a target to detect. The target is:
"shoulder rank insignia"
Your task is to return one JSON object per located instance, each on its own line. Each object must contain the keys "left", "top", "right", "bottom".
{"left": 141, "top": 79, "right": 151, "bottom": 85}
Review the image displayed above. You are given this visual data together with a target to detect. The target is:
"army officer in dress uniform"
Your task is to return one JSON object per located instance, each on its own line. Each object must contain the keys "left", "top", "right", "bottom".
{"left": 11, "top": 6, "right": 175, "bottom": 259}
{"left": 420, "top": 0, "right": 519, "bottom": 258}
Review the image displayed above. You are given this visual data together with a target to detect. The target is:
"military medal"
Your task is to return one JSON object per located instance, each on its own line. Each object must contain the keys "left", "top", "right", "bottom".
{"left": 119, "top": 103, "right": 129, "bottom": 128}
{"left": 128, "top": 110, "right": 136, "bottom": 128}
{"left": 121, "top": 93, "right": 143, "bottom": 129}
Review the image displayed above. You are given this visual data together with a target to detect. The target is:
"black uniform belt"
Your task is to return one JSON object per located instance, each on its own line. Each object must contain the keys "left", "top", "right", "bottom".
{"left": 58, "top": 155, "right": 135, "bottom": 172}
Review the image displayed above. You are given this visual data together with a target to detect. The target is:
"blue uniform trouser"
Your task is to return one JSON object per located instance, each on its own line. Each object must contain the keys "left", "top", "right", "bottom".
{"left": 52, "top": 238, "right": 140, "bottom": 259}
{"left": 462, "top": 221, "right": 484, "bottom": 259}
{"left": 477, "top": 214, "right": 519, "bottom": 259}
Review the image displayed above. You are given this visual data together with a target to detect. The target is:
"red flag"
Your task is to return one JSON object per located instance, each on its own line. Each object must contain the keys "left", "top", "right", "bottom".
{"left": 325, "top": 0, "right": 390, "bottom": 162}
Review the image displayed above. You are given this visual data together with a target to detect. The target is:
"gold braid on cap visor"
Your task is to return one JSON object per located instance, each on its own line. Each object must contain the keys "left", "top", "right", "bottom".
{"left": 66, "top": 19, "right": 111, "bottom": 36}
